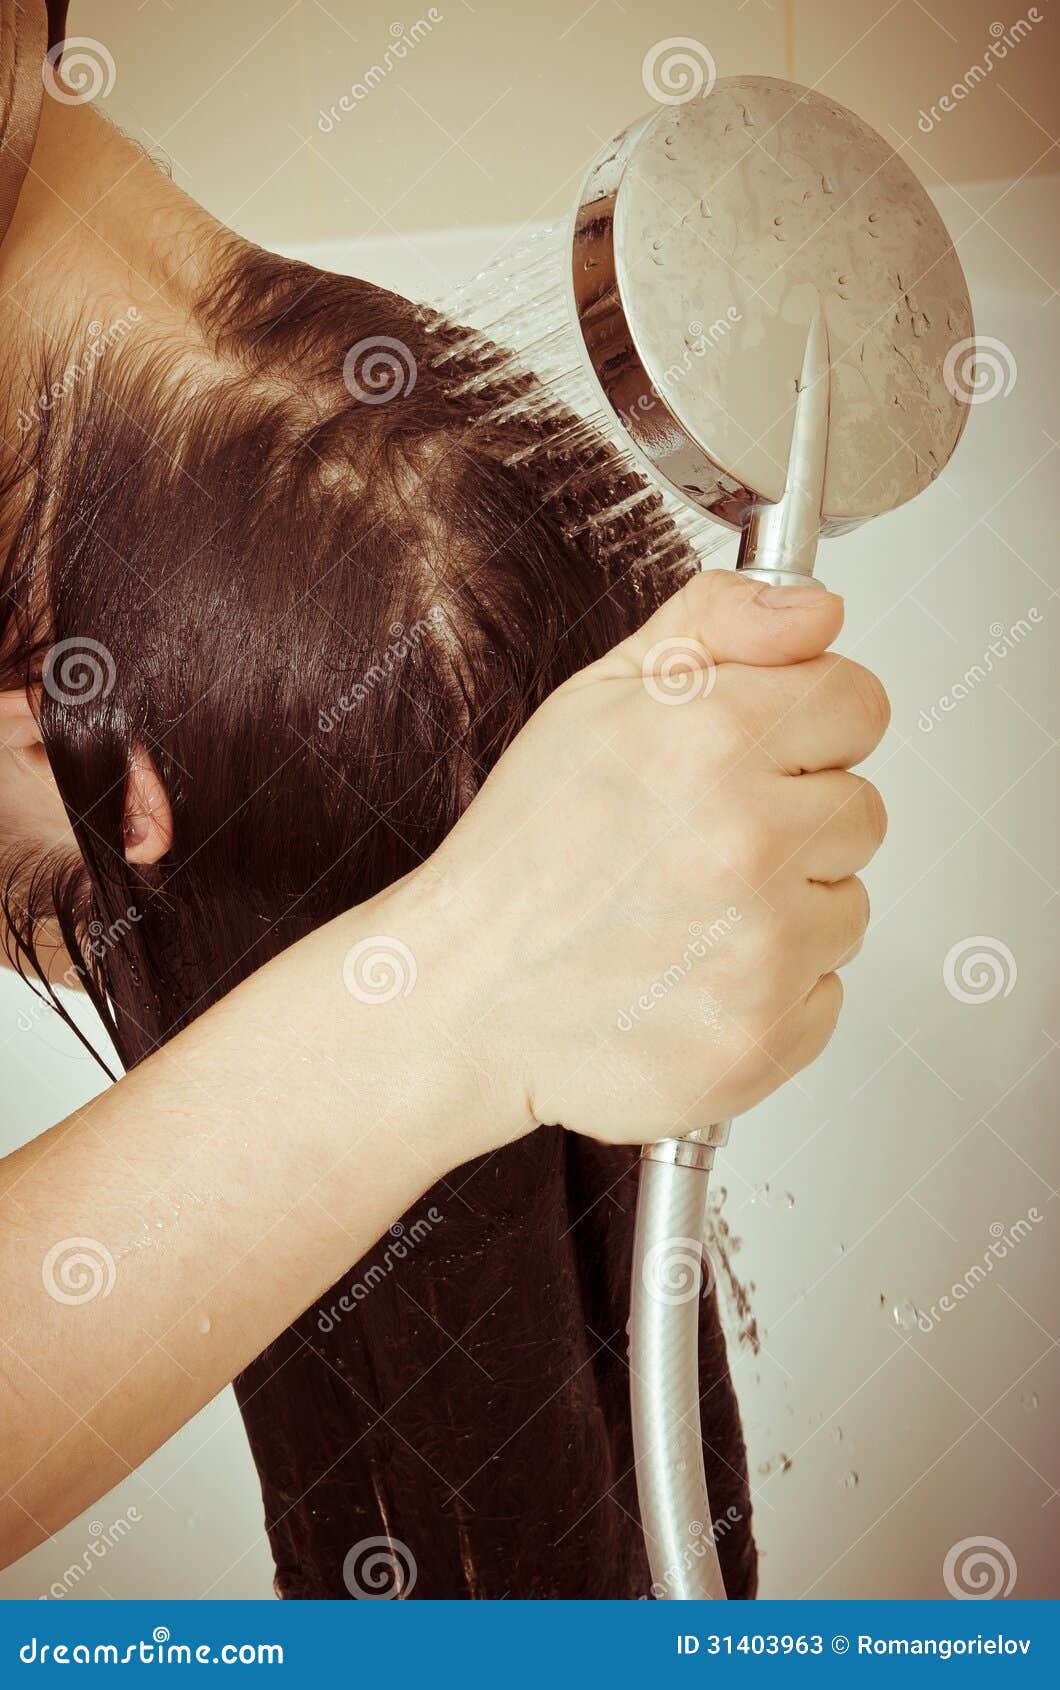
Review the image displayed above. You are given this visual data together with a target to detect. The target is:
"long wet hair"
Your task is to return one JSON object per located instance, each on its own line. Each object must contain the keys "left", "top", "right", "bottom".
{"left": 0, "top": 238, "right": 756, "bottom": 1598}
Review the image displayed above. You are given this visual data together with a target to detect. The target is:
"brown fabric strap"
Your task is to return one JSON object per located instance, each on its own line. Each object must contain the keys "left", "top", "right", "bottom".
{"left": 0, "top": 1, "right": 49, "bottom": 250}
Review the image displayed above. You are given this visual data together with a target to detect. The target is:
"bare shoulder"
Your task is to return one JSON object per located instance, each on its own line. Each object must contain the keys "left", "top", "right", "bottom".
{"left": 0, "top": 0, "right": 47, "bottom": 242}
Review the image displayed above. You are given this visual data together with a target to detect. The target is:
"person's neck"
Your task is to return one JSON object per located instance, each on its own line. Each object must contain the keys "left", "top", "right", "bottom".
{"left": 0, "top": 98, "right": 228, "bottom": 434}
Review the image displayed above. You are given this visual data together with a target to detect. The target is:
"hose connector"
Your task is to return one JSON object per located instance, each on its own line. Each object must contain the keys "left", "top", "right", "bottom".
{"left": 641, "top": 1118, "right": 731, "bottom": 1172}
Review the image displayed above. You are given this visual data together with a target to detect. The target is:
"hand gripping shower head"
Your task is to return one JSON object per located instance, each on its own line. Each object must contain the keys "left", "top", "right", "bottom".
{"left": 430, "top": 74, "right": 972, "bottom": 1600}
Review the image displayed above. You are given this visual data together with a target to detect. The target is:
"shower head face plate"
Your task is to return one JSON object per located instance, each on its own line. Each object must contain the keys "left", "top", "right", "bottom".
{"left": 571, "top": 76, "right": 973, "bottom": 533}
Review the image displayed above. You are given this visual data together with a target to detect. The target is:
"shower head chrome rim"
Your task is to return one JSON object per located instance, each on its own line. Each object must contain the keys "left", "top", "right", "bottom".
{"left": 569, "top": 116, "right": 754, "bottom": 530}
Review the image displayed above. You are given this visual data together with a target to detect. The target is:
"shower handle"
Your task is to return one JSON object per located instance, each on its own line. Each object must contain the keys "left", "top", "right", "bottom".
{"left": 629, "top": 310, "right": 831, "bottom": 1601}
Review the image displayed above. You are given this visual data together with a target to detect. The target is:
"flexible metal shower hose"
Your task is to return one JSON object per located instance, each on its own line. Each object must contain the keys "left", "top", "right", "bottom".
{"left": 629, "top": 1152, "right": 728, "bottom": 1601}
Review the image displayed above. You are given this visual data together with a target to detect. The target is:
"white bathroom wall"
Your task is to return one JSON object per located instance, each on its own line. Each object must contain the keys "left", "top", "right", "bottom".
{"left": 2, "top": 168, "right": 1057, "bottom": 1600}
{"left": 59, "top": 0, "right": 1058, "bottom": 249}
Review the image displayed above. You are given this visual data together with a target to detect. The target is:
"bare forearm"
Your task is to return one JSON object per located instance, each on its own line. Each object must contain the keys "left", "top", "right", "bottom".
{"left": 0, "top": 875, "right": 490, "bottom": 1562}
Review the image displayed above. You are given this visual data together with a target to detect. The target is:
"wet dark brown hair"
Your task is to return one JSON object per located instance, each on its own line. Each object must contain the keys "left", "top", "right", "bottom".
{"left": 0, "top": 239, "right": 756, "bottom": 1598}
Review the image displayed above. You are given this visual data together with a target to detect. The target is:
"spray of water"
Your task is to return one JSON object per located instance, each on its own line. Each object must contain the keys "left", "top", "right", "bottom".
{"left": 423, "top": 224, "right": 733, "bottom": 575}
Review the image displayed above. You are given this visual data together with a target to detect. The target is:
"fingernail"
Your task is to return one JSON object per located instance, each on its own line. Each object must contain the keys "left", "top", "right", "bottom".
{"left": 757, "top": 582, "right": 835, "bottom": 607}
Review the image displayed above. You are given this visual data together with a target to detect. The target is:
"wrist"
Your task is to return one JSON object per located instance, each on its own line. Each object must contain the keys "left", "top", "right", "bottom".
{"left": 330, "top": 863, "right": 528, "bottom": 1176}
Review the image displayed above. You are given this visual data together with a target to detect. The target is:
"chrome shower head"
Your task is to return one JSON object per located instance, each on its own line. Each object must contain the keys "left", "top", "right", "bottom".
{"left": 570, "top": 74, "right": 973, "bottom": 548}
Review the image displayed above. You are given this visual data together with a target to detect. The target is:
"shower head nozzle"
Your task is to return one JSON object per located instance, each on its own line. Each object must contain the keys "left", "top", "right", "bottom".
{"left": 569, "top": 75, "right": 973, "bottom": 548}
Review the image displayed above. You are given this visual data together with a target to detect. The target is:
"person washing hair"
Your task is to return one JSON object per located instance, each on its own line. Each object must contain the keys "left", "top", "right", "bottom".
{"left": 0, "top": 7, "right": 889, "bottom": 1596}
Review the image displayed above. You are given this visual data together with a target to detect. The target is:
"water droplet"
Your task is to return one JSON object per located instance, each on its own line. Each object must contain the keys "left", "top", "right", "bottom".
{"left": 831, "top": 1425, "right": 844, "bottom": 1444}
{"left": 196, "top": 1312, "right": 212, "bottom": 1336}
{"left": 892, "top": 1299, "right": 921, "bottom": 1331}
{"left": 840, "top": 1470, "right": 859, "bottom": 1489}
{"left": 834, "top": 1241, "right": 846, "bottom": 1257}
{"left": 784, "top": 1191, "right": 795, "bottom": 1209}
{"left": 1021, "top": 1391, "right": 1039, "bottom": 1411}
{"left": 758, "top": 1452, "right": 793, "bottom": 1477}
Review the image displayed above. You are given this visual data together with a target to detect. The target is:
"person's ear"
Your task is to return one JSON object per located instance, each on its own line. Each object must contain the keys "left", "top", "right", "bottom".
{"left": 0, "top": 686, "right": 44, "bottom": 751}
{"left": 124, "top": 746, "right": 173, "bottom": 865}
